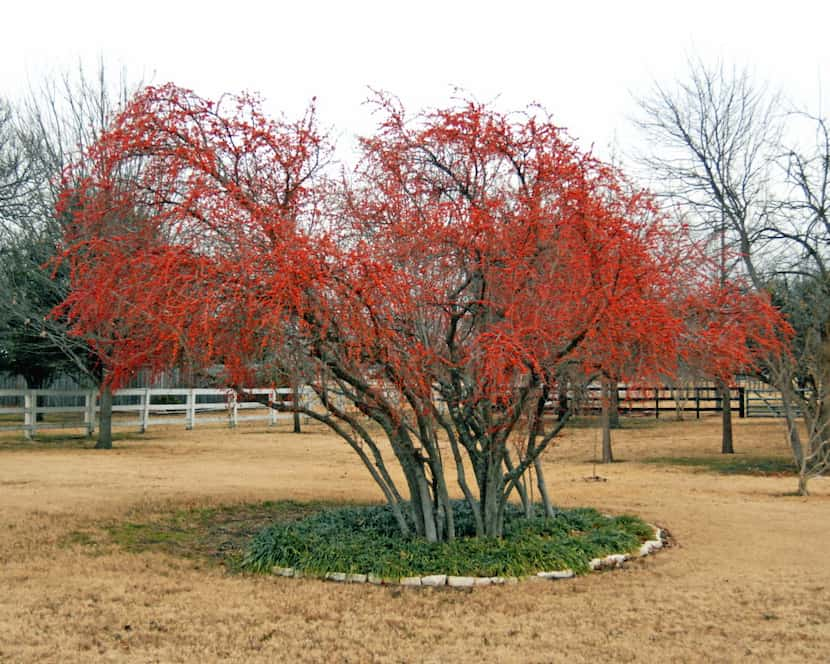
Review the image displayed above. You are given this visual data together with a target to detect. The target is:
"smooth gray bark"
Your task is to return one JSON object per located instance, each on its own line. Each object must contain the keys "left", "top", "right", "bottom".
{"left": 95, "top": 383, "right": 113, "bottom": 450}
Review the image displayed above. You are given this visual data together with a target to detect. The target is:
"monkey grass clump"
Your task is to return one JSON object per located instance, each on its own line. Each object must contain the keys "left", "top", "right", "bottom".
{"left": 241, "top": 502, "right": 653, "bottom": 579}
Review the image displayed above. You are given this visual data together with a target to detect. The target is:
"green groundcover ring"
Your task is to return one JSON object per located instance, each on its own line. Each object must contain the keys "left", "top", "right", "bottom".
{"left": 242, "top": 502, "right": 663, "bottom": 583}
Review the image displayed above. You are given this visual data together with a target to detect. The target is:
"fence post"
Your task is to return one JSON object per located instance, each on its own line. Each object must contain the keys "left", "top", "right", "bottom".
{"left": 738, "top": 387, "right": 746, "bottom": 418}
{"left": 695, "top": 387, "right": 700, "bottom": 419}
{"left": 654, "top": 388, "right": 660, "bottom": 419}
{"left": 140, "top": 388, "right": 150, "bottom": 433}
{"left": 268, "top": 389, "right": 278, "bottom": 426}
{"left": 186, "top": 389, "right": 196, "bottom": 430}
{"left": 302, "top": 385, "right": 312, "bottom": 424}
{"left": 300, "top": 385, "right": 313, "bottom": 424}
{"left": 84, "top": 390, "right": 96, "bottom": 437}
{"left": 23, "top": 390, "right": 35, "bottom": 440}
{"left": 228, "top": 391, "right": 238, "bottom": 428}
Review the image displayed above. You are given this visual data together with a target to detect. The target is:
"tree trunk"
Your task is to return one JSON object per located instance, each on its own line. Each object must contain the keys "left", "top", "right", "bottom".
{"left": 814, "top": 325, "right": 830, "bottom": 457}
{"left": 556, "top": 380, "right": 569, "bottom": 421}
{"left": 291, "top": 380, "right": 301, "bottom": 433}
{"left": 414, "top": 466, "right": 438, "bottom": 542}
{"left": 797, "top": 472, "right": 810, "bottom": 497}
{"left": 434, "top": 463, "right": 455, "bottom": 542}
{"left": 95, "top": 383, "right": 113, "bottom": 450}
{"left": 396, "top": 448, "right": 427, "bottom": 538}
{"left": 519, "top": 472, "right": 532, "bottom": 517}
{"left": 533, "top": 457, "right": 556, "bottom": 518}
{"left": 446, "top": 428, "right": 484, "bottom": 537}
{"left": 717, "top": 379, "right": 734, "bottom": 454}
{"left": 601, "top": 378, "right": 614, "bottom": 463}
{"left": 504, "top": 454, "right": 532, "bottom": 516}
{"left": 482, "top": 453, "right": 504, "bottom": 537}
{"left": 780, "top": 385, "right": 804, "bottom": 468}
{"left": 609, "top": 379, "right": 620, "bottom": 428}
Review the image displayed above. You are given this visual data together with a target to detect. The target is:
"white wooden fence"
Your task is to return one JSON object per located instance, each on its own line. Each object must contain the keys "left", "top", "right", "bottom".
{"left": 0, "top": 387, "right": 310, "bottom": 438}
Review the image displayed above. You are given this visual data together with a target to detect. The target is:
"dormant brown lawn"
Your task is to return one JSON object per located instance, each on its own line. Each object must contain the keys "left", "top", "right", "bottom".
{"left": 1, "top": 417, "right": 827, "bottom": 663}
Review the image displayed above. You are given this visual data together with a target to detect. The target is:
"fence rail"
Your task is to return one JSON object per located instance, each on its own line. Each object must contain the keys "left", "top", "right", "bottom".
{"left": 0, "top": 381, "right": 796, "bottom": 438}
{"left": 560, "top": 385, "right": 747, "bottom": 419}
{"left": 0, "top": 387, "right": 309, "bottom": 438}
{"left": 551, "top": 383, "right": 797, "bottom": 419}
{"left": 744, "top": 388, "right": 804, "bottom": 418}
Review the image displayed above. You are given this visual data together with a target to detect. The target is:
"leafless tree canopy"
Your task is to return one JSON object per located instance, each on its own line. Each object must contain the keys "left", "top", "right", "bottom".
{"left": 635, "top": 58, "right": 830, "bottom": 493}
{"left": 0, "top": 63, "right": 138, "bottom": 448}
{"left": 635, "top": 60, "right": 783, "bottom": 286}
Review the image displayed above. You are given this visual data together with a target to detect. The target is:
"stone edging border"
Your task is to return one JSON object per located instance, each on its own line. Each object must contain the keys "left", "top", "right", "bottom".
{"left": 271, "top": 525, "right": 665, "bottom": 588}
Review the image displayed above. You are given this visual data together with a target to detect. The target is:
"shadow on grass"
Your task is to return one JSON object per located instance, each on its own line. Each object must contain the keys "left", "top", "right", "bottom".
{"left": 62, "top": 500, "right": 332, "bottom": 571}
{"left": 0, "top": 431, "right": 149, "bottom": 451}
{"left": 643, "top": 455, "right": 796, "bottom": 476}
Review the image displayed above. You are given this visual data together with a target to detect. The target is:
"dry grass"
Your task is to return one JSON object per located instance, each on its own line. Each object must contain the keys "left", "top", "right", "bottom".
{"left": 0, "top": 416, "right": 828, "bottom": 663}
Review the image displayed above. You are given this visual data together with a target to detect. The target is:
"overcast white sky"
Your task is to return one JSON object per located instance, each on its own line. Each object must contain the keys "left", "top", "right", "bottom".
{"left": 2, "top": 0, "right": 828, "bottom": 163}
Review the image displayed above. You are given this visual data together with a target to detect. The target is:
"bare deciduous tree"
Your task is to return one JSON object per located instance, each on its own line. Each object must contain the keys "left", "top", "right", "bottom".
{"left": 636, "top": 59, "right": 830, "bottom": 493}
{"left": 635, "top": 59, "right": 781, "bottom": 455}
{"left": 767, "top": 112, "right": 830, "bottom": 493}
{"left": 0, "top": 63, "right": 137, "bottom": 448}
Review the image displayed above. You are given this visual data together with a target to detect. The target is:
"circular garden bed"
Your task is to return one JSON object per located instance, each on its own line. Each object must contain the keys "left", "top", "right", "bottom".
{"left": 241, "top": 501, "right": 664, "bottom": 587}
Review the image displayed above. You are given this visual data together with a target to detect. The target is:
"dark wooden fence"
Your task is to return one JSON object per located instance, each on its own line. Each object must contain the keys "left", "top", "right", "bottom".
{"left": 559, "top": 384, "right": 747, "bottom": 418}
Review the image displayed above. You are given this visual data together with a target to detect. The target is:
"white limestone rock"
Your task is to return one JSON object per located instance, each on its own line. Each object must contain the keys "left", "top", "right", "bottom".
{"left": 273, "top": 567, "right": 294, "bottom": 577}
{"left": 447, "top": 576, "right": 475, "bottom": 588}
{"left": 347, "top": 573, "right": 367, "bottom": 583}
{"left": 538, "top": 569, "right": 575, "bottom": 580}
{"left": 421, "top": 575, "right": 447, "bottom": 587}
{"left": 400, "top": 576, "right": 422, "bottom": 587}
{"left": 325, "top": 572, "right": 347, "bottom": 582}
{"left": 603, "top": 554, "right": 629, "bottom": 567}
